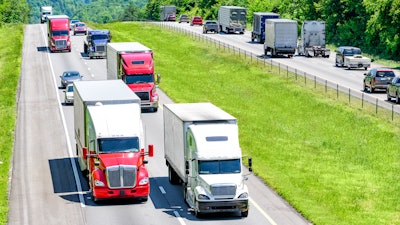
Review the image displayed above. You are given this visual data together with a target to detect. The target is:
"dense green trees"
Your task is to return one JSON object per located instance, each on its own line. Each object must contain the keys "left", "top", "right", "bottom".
{"left": 1, "top": 0, "right": 399, "bottom": 59}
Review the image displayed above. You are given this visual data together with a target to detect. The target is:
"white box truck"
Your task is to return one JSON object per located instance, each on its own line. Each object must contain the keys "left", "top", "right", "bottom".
{"left": 40, "top": 6, "right": 52, "bottom": 23}
{"left": 164, "top": 102, "right": 252, "bottom": 217}
{"left": 264, "top": 18, "right": 298, "bottom": 58}
{"left": 297, "top": 20, "right": 330, "bottom": 58}
{"left": 218, "top": 6, "right": 247, "bottom": 34}
{"left": 74, "top": 80, "right": 153, "bottom": 202}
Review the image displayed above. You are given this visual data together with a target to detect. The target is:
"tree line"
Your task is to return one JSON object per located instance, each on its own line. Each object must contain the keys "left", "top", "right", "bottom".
{"left": 1, "top": 0, "right": 399, "bottom": 60}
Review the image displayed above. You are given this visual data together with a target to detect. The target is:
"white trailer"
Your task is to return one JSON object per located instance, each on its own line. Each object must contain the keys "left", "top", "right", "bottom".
{"left": 164, "top": 102, "right": 252, "bottom": 217}
{"left": 218, "top": 6, "right": 247, "bottom": 34}
{"left": 297, "top": 20, "right": 330, "bottom": 58}
{"left": 74, "top": 80, "right": 142, "bottom": 172}
{"left": 40, "top": 6, "right": 52, "bottom": 23}
{"left": 264, "top": 18, "right": 298, "bottom": 58}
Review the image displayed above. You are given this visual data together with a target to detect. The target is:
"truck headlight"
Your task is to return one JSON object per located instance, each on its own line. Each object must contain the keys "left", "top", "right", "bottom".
{"left": 238, "top": 192, "right": 248, "bottom": 198}
{"left": 198, "top": 194, "right": 210, "bottom": 200}
{"left": 94, "top": 179, "right": 105, "bottom": 187}
{"left": 139, "top": 177, "right": 149, "bottom": 185}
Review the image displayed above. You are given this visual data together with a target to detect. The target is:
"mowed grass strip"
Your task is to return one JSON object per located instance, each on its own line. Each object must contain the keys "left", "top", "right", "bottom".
{"left": 97, "top": 22, "right": 400, "bottom": 225}
{"left": 0, "top": 23, "right": 24, "bottom": 225}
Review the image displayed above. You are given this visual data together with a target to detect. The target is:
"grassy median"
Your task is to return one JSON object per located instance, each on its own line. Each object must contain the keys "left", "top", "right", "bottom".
{"left": 0, "top": 23, "right": 24, "bottom": 225}
{"left": 91, "top": 22, "right": 400, "bottom": 225}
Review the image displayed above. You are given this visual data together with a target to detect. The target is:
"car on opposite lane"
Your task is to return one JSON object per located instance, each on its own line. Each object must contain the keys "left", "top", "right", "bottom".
{"left": 363, "top": 67, "right": 395, "bottom": 93}
{"left": 178, "top": 14, "right": 189, "bottom": 23}
{"left": 190, "top": 16, "right": 203, "bottom": 26}
{"left": 60, "top": 70, "right": 83, "bottom": 88}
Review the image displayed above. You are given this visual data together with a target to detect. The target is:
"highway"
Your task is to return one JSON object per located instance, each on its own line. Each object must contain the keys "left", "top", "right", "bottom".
{"left": 7, "top": 23, "right": 312, "bottom": 225}
{"left": 163, "top": 22, "right": 400, "bottom": 113}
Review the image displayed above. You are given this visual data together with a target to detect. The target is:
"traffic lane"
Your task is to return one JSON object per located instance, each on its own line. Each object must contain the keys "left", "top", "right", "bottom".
{"left": 8, "top": 24, "right": 84, "bottom": 225}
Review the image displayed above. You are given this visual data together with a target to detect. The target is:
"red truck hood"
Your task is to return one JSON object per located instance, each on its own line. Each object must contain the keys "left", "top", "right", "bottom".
{"left": 127, "top": 83, "right": 154, "bottom": 92}
{"left": 121, "top": 53, "right": 154, "bottom": 75}
{"left": 98, "top": 152, "right": 142, "bottom": 167}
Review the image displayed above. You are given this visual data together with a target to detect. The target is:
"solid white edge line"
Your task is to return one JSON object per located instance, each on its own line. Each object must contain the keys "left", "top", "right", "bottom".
{"left": 173, "top": 211, "right": 186, "bottom": 225}
{"left": 249, "top": 197, "right": 277, "bottom": 225}
{"left": 40, "top": 25, "right": 86, "bottom": 208}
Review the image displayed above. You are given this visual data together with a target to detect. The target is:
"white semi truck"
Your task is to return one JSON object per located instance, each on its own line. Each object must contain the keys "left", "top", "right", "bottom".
{"left": 163, "top": 102, "right": 252, "bottom": 217}
{"left": 218, "top": 6, "right": 247, "bottom": 34}
{"left": 74, "top": 80, "right": 153, "bottom": 202}
{"left": 40, "top": 6, "right": 52, "bottom": 23}
{"left": 297, "top": 20, "right": 330, "bottom": 58}
{"left": 264, "top": 18, "right": 298, "bottom": 58}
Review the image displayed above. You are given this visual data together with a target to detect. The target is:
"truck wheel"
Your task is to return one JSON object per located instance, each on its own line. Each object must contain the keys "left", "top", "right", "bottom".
{"left": 369, "top": 83, "right": 374, "bottom": 93}
{"left": 168, "top": 166, "right": 180, "bottom": 185}
{"left": 241, "top": 210, "right": 249, "bottom": 217}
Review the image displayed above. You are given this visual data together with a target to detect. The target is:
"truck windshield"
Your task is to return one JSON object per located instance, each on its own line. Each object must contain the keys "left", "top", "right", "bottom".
{"left": 98, "top": 137, "right": 139, "bottom": 153}
{"left": 52, "top": 30, "right": 69, "bottom": 37}
{"left": 198, "top": 159, "right": 241, "bottom": 174}
{"left": 92, "top": 35, "right": 109, "bottom": 40}
{"left": 125, "top": 74, "right": 154, "bottom": 84}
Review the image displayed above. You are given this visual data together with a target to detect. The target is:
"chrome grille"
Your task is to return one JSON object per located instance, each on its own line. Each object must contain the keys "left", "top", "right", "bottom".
{"left": 55, "top": 40, "right": 67, "bottom": 49}
{"left": 106, "top": 165, "right": 137, "bottom": 189}
{"left": 211, "top": 184, "right": 236, "bottom": 199}
{"left": 135, "top": 91, "right": 150, "bottom": 101}
{"left": 95, "top": 45, "right": 106, "bottom": 52}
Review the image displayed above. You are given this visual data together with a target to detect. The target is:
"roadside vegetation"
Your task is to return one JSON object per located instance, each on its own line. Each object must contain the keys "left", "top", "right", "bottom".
{"left": 90, "top": 22, "right": 400, "bottom": 225}
{"left": 0, "top": 23, "right": 24, "bottom": 225}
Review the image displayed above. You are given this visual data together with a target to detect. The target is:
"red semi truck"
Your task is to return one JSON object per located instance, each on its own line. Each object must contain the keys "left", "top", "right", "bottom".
{"left": 74, "top": 80, "right": 154, "bottom": 202}
{"left": 106, "top": 42, "right": 160, "bottom": 112}
{"left": 47, "top": 15, "right": 71, "bottom": 52}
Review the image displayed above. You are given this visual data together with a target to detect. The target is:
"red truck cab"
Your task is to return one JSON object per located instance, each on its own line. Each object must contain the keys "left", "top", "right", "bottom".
{"left": 121, "top": 53, "right": 160, "bottom": 112}
{"left": 47, "top": 15, "right": 71, "bottom": 52}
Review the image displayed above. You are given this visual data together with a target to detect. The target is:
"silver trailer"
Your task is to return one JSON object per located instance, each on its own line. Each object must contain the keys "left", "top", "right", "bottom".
{"left": 160, "top": 5, "right": 176, "bottom": 21}
{"left": 251, "top": 12, "right": 280, "bottom": 43}
{"left": 297, "top": 20, "right": 330, "bottom": 58}
{"left": 264, "top": 18, "right": 298, "bottom": 58}
{"left": 218, "top": 6, "right": 247, "bottom": 34}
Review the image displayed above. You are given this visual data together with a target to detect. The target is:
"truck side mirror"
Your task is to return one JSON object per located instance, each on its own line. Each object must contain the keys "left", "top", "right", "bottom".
{"left": 157, "top": 74, "right": 161, "bottom": 84}
{"left": 248, "top": 157, "right": 253, "bottom": 172}
{"left": 83, "top": 147, "right": 88, "bottom": 160}
{"left": 148, "top": 144, "right": 154, "bottom": 157}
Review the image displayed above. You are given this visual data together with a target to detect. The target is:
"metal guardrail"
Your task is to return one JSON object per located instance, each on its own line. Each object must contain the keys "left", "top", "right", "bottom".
{"left": 156, "top": 21, "right": 400, "bottom": 124}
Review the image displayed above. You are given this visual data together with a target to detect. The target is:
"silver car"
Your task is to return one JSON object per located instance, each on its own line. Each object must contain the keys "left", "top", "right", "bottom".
{"left": 60, "top": 70, "right": 83, "bottom": 88}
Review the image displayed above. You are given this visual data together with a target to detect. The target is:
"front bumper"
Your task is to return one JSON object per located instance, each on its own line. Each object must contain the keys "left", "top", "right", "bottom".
{"left": 93, "top": 185, "right": 149, "bottom": 200}
{"left": 196, "top": 199, "right": 248, "bottom": 214}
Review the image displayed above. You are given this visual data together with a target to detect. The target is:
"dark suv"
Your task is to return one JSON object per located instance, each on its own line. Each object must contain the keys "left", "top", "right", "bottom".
{"left": 363, "top": 68, "right": 395, "bottom": 93}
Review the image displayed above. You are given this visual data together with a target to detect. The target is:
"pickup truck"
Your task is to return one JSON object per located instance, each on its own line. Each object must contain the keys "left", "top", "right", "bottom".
{"left": 387, "top": 76, "right": 400, "bottom": 103}
{"left": 335, "top": 46, "right": 371, "bottom": 70}
{"left": 203, "top": 20, "right": 218, "bottom": 33}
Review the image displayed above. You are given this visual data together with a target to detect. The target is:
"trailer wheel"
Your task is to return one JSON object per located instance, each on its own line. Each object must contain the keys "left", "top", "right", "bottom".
{"left": 168, "top": 165, "right": 180, "bottom": 185}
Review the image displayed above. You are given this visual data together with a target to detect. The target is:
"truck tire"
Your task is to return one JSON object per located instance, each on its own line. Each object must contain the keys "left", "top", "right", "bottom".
{"left": 168, "top": 165, "right": 180, "bottom": 185}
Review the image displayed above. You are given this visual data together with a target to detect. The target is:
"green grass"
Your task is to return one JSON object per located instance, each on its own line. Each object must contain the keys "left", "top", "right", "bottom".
{"left": 91, "top": 22, "right": 400, "bottom": 225}
{"left": 0, "top": 23, "right": 24, "bottom": 225}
